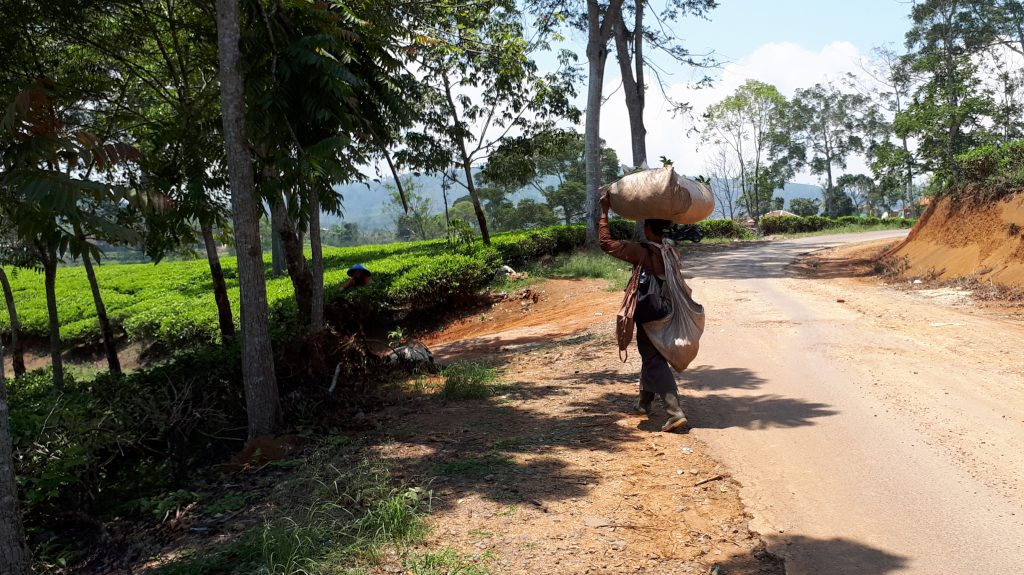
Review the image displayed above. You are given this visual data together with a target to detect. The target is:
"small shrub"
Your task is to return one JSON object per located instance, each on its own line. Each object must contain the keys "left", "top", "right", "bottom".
{"left": 440, "top": 361, "right": 499, "bottom": 400}
{"left": 354, "top": 487, "right": 429, "bottom": 547}
{"left": 10, "top": 346, "right": 245, "bottom": 517}
{"left": 954, "top": 140, "right": 1024, "bottom": 194}
{"left": 956, "top": 144, "right": 1000, "bottom": 181}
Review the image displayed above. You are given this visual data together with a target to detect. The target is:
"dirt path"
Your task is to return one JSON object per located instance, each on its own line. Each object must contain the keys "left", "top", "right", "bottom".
{"left": 377, "top": 229, "right": 1024, "bottom": 574}
{"left": 378, "top": 279, "right": 783, "bottom": 575}
{"left": 681, "top": 230, "right": 1024, "bottom": 574}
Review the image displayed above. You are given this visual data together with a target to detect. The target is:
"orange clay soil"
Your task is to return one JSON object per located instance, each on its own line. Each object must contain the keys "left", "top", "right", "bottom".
{"left": 885, "top": 190, "right": 1024, "bottom": 285}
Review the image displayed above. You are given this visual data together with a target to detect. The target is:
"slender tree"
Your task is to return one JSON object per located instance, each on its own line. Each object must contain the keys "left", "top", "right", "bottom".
{"left": 399, "top": 0, "right": 579, "bottom": 245}
{"left": 246, "top": 0, "right": 426, "bottom": 327}
{"left": 704, "top": 145, "right": 742, "bottom": 220}
{"left": 215, "top": 0, "right": 280, "bottom": 437}
{"left": 0, "top": 269, "right": 25, "bottom": 377}
{"left": 73, "top": 224, "right": 121, "bottom": 375}
{"left": 527, "top": 0, "right": 625, "bottom": 246}
{"left": 851, "top": 46, "right": 920, "bottom": 212}
{"left": 610, "top": 0, "right": 718, "bottom": 169}
{"left": 0, "top": 226, "right": 27, "bottom": 377}
{"left": 703, "top": 80, "right": 793, "bottom": 221}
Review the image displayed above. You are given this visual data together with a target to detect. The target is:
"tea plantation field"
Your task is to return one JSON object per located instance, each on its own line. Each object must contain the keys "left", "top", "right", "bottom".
{"left": 0, "top": 225, "right": 587, "bottom": 349}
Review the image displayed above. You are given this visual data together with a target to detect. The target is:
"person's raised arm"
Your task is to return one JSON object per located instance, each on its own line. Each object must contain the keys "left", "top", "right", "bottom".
{"left": 599, "top": 191, "right": 648, "bottom": 267}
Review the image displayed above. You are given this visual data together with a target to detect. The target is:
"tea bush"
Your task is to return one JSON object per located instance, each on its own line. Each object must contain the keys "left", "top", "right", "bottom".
{"left": 760, "top": 215, "right": 915, "bottom": 235}
{"left": 698, "top": 219, "right": 754, "bottom": 239}
{"left": 8, "top": 347, "right": 247, "bottom": 516}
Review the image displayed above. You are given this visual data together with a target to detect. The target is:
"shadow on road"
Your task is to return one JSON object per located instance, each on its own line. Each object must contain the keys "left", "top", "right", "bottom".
{"left": 683, "top": 232, "right": 908, "bottom": 281}
{"left": 682, "top": 364, "right": 768, "bottom": 391}
{"left": 685, "top": 240, "right": 842, "bottom": 280}
{"left": 687, "top": 393, "right": 838, "bottom": 430}
{"left": 676, "top": 365, "right": 838, "bottom": 430}
{"left": 752, "top": 535, "right": 910, "bottom": 575}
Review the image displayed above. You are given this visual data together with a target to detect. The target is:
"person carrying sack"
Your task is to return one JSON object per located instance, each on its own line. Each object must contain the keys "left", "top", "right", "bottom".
{"left": 599, "top": 193, "right": 688, "bottom": 433}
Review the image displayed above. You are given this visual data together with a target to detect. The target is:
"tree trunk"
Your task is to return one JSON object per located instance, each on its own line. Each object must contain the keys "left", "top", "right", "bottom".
{"left": 459, "top": 156, "right": 491, "bottom": 245}
{"left": 612, "top": 0, "right": 646, "bottom": 242}
{"left": 271, "top": 224, "right": 285, "bottom": 278}
{"left": 584, "top": 0, "right": 623, "bottom": 248}
{"left": 308, "top": 188, "right": 324, "bottom": 332}
{"left": 902, "top": 135, "right": 914, "bottom": 212}
{"left": 0, "top": 269, "right": 25, "bottom": 377}
{"left": 216, "top": 0, "right": 280, "bottom": 438}
{"left": 270, "top": 199, "right": 313, "bottom": 325}
{"left": 0, "top": 358, "right": 31, "bottom": 575}
{"left": 613, "top": 0, "right": 647, "bottom": 170}
{"left": 79, "top": 246, "right": 121, "bottom": 376}
{"left": 442, "top": 75, "right": 491, "bottom": 245}
{"left": 42, "top": 255, "right": 63, "bottom": 391}
{"left": 201, "top": 221, "right": 235, "bottom": 340}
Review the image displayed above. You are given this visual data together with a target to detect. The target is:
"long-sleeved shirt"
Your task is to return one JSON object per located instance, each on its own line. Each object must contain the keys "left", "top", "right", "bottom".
{"left": 599, "top": 215, "right": 665, "bottom": 276}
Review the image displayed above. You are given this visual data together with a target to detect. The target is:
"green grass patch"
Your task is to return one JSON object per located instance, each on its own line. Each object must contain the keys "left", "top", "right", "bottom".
{"left": 202, "top": 492, "right": 255, "bottom": 516}
{"left": 404, "top": 548, "right": 493, "bottom": 575}
{"left": 547, "top": 252, "right": 631, "bottom": 284}
{"left": 156, "top": 455, "right": 430, "bottom": 575}
{"left": 440, "top": 361, "right": 501, "bottom": 400}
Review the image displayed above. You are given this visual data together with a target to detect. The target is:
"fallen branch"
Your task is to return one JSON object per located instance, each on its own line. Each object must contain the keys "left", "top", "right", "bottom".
{"left": 587, "top": 522, "right": 663, "bottom": 531}
{"left": 693, "top": 474, "right": 725, "bottom": 487}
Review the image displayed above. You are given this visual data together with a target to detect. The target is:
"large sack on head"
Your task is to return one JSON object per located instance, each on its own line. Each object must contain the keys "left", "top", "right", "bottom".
{"left": 603, "top": 167, "right": 715, "bottom": 224}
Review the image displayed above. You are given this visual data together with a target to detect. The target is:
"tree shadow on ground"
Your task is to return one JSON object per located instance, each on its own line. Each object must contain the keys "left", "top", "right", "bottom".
{"left": 685, "top": 393, "right": 838, "bottom": 430}
{"left": 786, "top": 244, "right": 896, "bottom": 281}
{"left": 684, "top": 234, "right": 905, "bottom": 281}
{"left": 552, "top": 368, "right": 639, "bottom": 387}
{"left": 378, "top": 394, "right": 639, "bottom": 511}
{"left": 680, "top": 364, "right": 768, "bottom": 391}
{"left": 685, "top": 240, "right": 837, "bottom": 280}
{"left": 433, "top": 332, "right": 597, "bottom": 362}
{"left": 745, "top": 535, "right": 910, "bottom": 575}
{"left": 673, "top": 365, "right": 838, "bottom": 430}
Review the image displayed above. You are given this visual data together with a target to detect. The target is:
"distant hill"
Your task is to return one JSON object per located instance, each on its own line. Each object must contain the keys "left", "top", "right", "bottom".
{"left": 325, "top": 169, "right": 545, "bottom": 231}
{"left": 326, "top": 171, "right": 824, "bottom": 230}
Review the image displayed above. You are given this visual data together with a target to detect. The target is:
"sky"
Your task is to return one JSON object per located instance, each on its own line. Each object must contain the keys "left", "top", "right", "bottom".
{"left": 572, "top": 0, "right": 919, "bottom": 185}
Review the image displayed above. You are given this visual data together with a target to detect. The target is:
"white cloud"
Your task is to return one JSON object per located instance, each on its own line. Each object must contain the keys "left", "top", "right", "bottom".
{"left": 599, "top": 41, "right": 873, "bottom": 184}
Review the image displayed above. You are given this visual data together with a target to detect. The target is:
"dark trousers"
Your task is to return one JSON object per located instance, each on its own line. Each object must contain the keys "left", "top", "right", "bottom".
{"left": 636, "top": 326, "right": 677, "bottom": 394}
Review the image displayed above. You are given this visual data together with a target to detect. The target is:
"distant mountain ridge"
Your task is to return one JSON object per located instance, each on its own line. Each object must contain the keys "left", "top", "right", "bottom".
{"left": 324, "top": 169, "right": 545, "bottom": 231}
{"left": 326, "top": 171, "right": 824, "bottom": 230}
